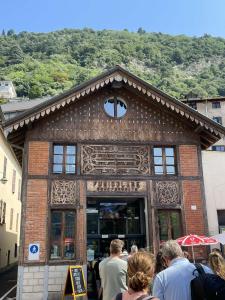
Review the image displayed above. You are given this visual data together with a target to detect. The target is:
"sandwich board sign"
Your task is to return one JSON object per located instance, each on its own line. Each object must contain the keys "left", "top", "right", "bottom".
{"left": 63, "top": 266, "right": 86, "bottom": 299}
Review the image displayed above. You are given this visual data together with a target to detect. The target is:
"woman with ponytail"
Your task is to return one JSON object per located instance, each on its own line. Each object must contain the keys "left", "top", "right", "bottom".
{"left": 114, "top": 252, "right": 159, "bottom": 300}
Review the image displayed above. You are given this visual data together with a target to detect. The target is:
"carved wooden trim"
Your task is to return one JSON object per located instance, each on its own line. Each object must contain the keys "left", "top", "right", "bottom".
{"left": 5, "top": 68, "right": 224, "bottom": 141}
{"left": 81, "top": 145, "right": 150, "bottom": 175}
{"left": 87, "top": 180, "right": 146, "bottom": 193}
{"left": 155, "top": 181, "right": 179, "bottom": 205}
{"left": 51, "top": 180, "right": 79, "bottom": 205}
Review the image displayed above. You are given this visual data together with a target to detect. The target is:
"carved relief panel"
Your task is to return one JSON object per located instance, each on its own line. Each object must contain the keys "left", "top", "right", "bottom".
{"left": 81, "top": 144, "right": 150, "bottom": 175}
{"left": 155, "top": 181, "right": 180, "bottom": 205}
{"left": 51, "top": 180, "right": 79, "bottom": 205}
{"left": 87, "top": 180, "right": 146, "bottom": 193}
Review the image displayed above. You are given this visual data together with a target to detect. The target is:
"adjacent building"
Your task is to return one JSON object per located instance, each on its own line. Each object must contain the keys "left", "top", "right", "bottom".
{"left": 181, "top": 96, "right": 225, "bottom": 150}
{"left": 182, "top": 96, "right": 225, "bottom": 243}
{"left": 0, "top": 81, "right": 17, "bottom": 100}
{"left": 3, "top": 66, "right": 225, "bottom": 300}
{"left": 0, "top": 116, "right": 22, "bottom": 272}
{"left": 1, "top": 97, "right": 50, "bottom": 121}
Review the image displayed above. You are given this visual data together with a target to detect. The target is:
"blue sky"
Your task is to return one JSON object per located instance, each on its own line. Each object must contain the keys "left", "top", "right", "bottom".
{"left": 1, "top": 0, "right": 225, "bottom": 37}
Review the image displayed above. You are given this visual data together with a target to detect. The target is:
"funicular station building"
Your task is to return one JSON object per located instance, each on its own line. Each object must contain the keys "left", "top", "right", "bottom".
{"left": 3, "top": 66, "right": 225, "bottom": 300}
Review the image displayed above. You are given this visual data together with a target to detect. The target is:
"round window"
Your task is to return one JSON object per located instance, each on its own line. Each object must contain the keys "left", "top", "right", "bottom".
{"left": 104, "top": 97, "right": 127, "bottom": 118}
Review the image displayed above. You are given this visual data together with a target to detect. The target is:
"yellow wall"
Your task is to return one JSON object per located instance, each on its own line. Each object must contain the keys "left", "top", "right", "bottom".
{"left": 0, "top": 128, "right": 22, "bottom": 271}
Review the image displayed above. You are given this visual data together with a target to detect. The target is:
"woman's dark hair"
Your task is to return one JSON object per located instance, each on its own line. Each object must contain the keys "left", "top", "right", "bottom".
{"left": 154, "top": 250, "right": 167, "bottom": 274}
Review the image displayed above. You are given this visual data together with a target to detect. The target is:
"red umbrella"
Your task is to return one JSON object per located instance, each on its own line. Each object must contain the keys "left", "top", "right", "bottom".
{"left": 176, "top": 234, "right": 218, "bottom": 262}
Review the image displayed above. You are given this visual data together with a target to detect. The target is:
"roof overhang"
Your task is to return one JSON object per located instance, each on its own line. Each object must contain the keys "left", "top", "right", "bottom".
{"left": 3, "top": 66, "right": 225, "bottom": 155}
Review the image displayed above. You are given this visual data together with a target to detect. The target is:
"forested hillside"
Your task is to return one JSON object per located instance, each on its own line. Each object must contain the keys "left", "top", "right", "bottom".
{"left": 1, "top": 28, "right": 225, "bottom": 100}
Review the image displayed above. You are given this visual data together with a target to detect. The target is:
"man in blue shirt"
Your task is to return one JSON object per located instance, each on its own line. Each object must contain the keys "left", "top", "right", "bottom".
{"left": 153, "top": 240, "right": 212, "bottom": 300}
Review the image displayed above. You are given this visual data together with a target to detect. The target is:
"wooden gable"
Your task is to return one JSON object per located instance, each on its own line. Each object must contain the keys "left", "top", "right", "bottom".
{"left": 3, "top": 66, "right": 225, "bottom": 163}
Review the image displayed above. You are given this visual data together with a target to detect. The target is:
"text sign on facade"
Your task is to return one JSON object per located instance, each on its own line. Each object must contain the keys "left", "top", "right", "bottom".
{"left": 28, "top": 243, "right": 40, "bottom": 261}
{"left": 87, "top": 180, "right": 146, "bottom": 193}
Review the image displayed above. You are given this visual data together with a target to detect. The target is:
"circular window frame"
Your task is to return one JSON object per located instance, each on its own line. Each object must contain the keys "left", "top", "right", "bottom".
{"left": 103, "top": 96, "right": 128, "bottom": 119}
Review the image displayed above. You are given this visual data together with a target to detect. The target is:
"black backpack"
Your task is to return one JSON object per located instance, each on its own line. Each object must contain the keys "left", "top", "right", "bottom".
{"left": 191, "top": 263, "right": 225, "bottom": 300}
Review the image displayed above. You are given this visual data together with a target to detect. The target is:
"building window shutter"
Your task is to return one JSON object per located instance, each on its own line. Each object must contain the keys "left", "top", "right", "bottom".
{"left": 3, "top": 156, "right": 7, "bottom": 178}
{"left": 16, "top": 213, "right": 19, "bottom": 232}
{"left": 18, "top": 179, "right": 21, "bottom": 200}
{"left": 10, "top": 208, "right": 13, "bottom": 230}
{"left": 12, "top": 170, "right": 16, "bottom": 193}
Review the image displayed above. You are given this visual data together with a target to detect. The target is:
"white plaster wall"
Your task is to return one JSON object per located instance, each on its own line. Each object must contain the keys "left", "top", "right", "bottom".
{"left": 0, "top": 129, "right": 22, "bottom": 270}
{"left": 197, "top": 101, "right": 225, "bottom": 146}
{"left": 202, "top": 150, "right": 225, "bottom": 236}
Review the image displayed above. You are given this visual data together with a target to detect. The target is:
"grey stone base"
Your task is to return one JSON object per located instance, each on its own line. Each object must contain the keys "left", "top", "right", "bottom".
{"left": 16, "top": 264, "right": 87, "bottom": 300}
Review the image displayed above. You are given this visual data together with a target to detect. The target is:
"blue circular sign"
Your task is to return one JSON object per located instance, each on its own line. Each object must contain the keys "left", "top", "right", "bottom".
{"left": 30, "top": 244, "right": 38, "bottom": 254}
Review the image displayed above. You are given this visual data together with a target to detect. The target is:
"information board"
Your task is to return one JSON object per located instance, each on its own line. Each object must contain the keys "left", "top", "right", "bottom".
{"left": 63, "top": 266, "right": 86, "bottom": 299}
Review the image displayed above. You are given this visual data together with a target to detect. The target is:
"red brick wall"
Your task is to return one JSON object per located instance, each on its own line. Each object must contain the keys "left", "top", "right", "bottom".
{"left": 28, "top": 141, "right": 49, "bottom": 175}
{"left": 24, "top": 179, "right": 48, "bottom": 262}
{"left": 182, "top": 180, "right": 206, "bottom": 259}
{"left": 179, "top": 145, "right": 199, "bottom": 176}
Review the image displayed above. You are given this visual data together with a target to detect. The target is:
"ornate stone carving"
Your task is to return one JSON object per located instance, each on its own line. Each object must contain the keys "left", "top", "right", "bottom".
{"left": 155, "top": 181, "right": 179, "bottom": 205}
{"left": 51, "top": 180, "right": 79, "bottom": 205}
{"left": 81, "top": 145, "right": 150, "bottom": 175}
{"left": 87, "top": 181, "right": 146, "bottom": 193}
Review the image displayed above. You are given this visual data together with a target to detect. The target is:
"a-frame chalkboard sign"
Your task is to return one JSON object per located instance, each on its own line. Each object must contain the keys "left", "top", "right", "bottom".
{"left": 63, "top": 266, "right": 86, "bottom": 299}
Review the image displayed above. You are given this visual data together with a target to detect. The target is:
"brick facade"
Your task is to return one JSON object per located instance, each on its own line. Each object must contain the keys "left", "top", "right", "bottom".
{"left": 11, "top": 68, "right": 221, "bottom": 300}
{"left": 24, "top": 179, "right": 48, "bottom": 263}
{"left": 28, "top": 141, "right": 49, "bottom": 176}
{"left": 179, "top": 145, "right": 199, "bottom": 176}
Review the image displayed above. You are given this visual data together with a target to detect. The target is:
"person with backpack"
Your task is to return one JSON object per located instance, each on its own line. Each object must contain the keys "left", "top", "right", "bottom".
{"left": 191, "top": 251, "right": 225, "bottom": 300}
{"left": 152, "top": 240, "right": 212, "bottom": 300}
{"left": 115, "top": 252, "right": 158, "bottom": 300}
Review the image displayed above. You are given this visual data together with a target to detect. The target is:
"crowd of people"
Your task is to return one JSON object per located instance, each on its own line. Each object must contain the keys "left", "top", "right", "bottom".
{"left": 94, "top": 239, "right": 225, "bottom": 300}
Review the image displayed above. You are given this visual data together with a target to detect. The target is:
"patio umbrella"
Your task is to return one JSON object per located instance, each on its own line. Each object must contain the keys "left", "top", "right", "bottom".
{"left": 176, "top": 234, "right": 218, "bottom": 262}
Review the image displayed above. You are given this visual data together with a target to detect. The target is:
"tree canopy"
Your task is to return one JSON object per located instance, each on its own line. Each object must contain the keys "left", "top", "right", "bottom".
{"left": 1, "top": 28, "right": 225, "bottom": 99}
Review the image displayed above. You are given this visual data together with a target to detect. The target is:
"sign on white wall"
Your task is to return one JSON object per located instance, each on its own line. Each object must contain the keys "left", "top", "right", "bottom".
{"left": 28, "top": 243, "right": 40, "bottom": 261}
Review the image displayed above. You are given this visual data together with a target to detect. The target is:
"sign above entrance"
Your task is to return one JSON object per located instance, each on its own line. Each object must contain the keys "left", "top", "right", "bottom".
{"left": 87, "top": 180, "right": 146, "bottom": 193}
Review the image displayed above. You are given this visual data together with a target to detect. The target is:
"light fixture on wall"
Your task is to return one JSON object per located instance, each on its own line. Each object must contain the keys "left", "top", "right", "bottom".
{"left": 0, "top": 177, "right": 8, "bottom": 184}
{"left": 0, "top": 172, "right": 8, "bottom": 184}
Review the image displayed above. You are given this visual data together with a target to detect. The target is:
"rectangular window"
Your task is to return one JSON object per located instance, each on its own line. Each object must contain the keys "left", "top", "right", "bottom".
{"left": 217, "top": 210, "right": 225, "bottom": 233}
{"left": 0, "top": 200, "right": 6, "bottom": 225}
{"left": 153, "top": 147, "right": 176, "bottom": 175}
{"left": 50, "top": 211, "right": 75, "bottom": 260}
{"left": 10, "top": 208, "right": 13, "bottom": 230}
{"left": 212, "top": 101, "right": 221, "bottom": 109}
{"left": 158, "top": 210, "right": 182, "bottom": 242}
{"left": 18, "top": 179, "right": 21, "bottom": 201}
{"left": 3, "top": 156, "right": 7, "bottom": 178}
{"left": 12, "top": 170, "right": 16, "bottom": 193}
{"left": 212, "top": 146, "right": 225, "bottom": 152}
{"left": 53, "top": 145, "right": 76, "bottom": 174}
{"left": 16, "top": 213, "right": 19, "bottom": 232}
{"left": 213, "top": 116, "right": 222, "bottom": 125}
{"left": 14, "top": 243, "right": 17, "bottom": 258}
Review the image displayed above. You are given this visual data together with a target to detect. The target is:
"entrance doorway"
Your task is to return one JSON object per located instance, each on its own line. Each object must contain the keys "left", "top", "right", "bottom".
{"left": 86, "top": 197, "right": 146, "bottom": 299}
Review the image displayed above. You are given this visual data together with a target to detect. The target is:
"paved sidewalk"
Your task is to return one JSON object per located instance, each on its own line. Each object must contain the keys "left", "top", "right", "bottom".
{"left": 0, "top": 266, "right": 17, "bottom": 299}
